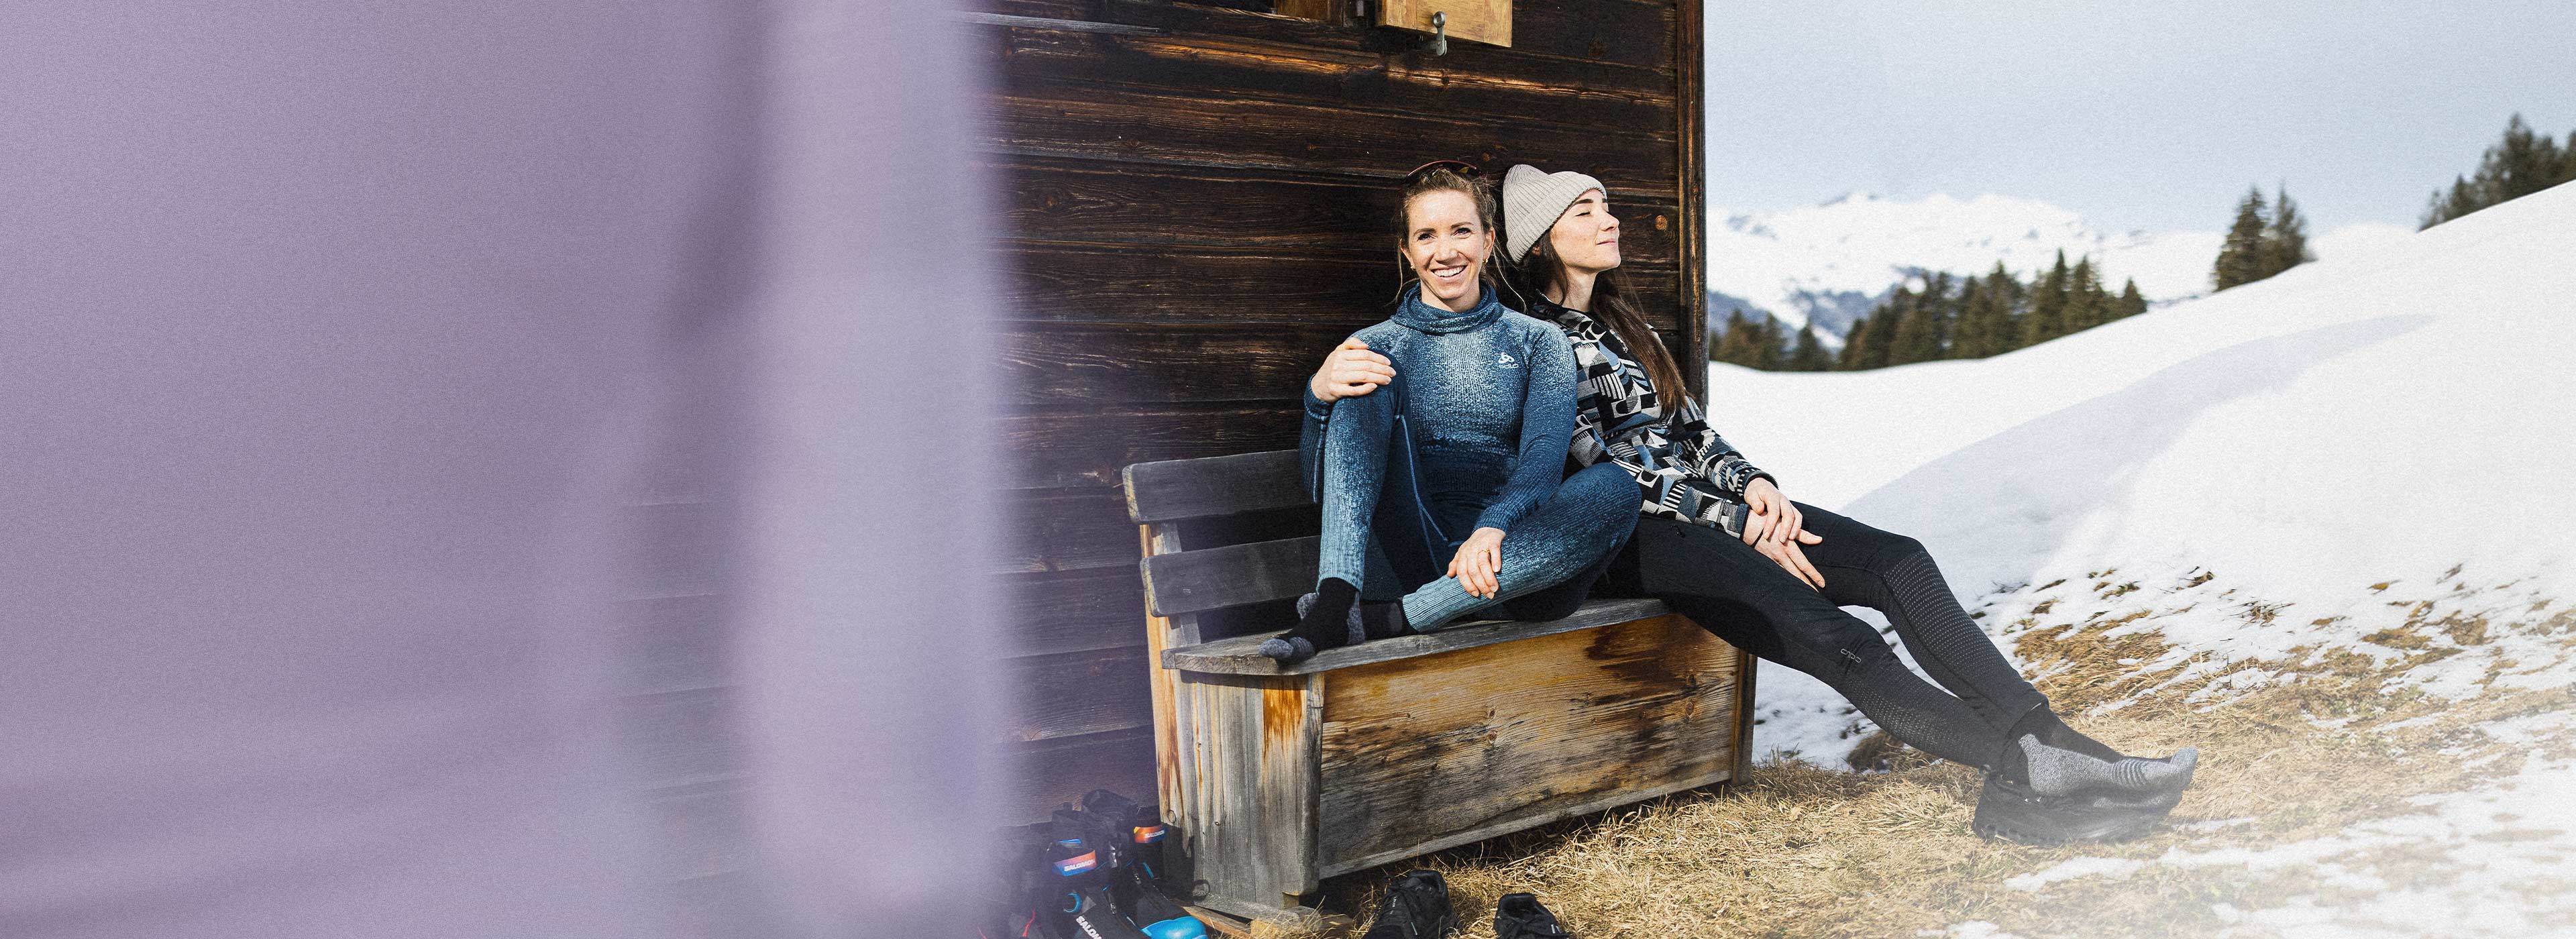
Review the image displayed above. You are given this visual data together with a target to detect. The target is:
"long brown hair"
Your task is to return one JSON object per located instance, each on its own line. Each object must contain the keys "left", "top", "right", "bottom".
{"left": 1390, "top": 166, "right": 1507, "bottom": 307}
{"left": 1513, "top": 233, "right": 1689, "bottom": 410}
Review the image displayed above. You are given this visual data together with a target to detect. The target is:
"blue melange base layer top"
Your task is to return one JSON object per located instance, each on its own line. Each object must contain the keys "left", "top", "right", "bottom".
{"left": 1288, "top": 284, "right": 1635, "bottom": 629}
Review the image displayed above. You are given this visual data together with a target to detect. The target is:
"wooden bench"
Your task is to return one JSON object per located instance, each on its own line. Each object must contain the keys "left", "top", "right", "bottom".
{"left": 1124, "top": 449, "right": 1757, "bottom": 928}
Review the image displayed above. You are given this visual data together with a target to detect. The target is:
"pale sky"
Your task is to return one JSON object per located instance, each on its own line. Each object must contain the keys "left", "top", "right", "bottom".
{"left": 1705, "top": 1, "right": 2576, "bottom": 233}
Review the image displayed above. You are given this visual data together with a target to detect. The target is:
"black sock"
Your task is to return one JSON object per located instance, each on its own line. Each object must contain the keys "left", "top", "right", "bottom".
{"left": 1263, "top": 577, "right": 1362, "bottom": 663}
{"left": 1360, "top": 600, "right": 1411, "bottom": 639}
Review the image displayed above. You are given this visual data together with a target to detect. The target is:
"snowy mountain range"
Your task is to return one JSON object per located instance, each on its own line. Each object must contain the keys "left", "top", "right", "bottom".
{"left": 1705, "top": 191, "right": 2414, "bottom": 343}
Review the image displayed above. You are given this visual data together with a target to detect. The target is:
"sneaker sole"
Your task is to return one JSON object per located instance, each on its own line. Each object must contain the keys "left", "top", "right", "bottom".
{"left": 1973, "top": 783, "right": 2175, "bottom": 846}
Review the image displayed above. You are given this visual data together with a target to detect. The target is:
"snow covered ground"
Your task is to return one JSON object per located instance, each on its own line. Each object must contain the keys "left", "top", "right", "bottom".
{"left": 1698, "top": 181, "right": 2576, "bottom": 936}
{"left": 1707, "top": 191, "right": 2415, "bottom": 340}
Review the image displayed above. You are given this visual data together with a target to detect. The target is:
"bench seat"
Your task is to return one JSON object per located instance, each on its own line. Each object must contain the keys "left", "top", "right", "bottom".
{"left": 1161, "top": 598, "right": 1672, "bottom": 675}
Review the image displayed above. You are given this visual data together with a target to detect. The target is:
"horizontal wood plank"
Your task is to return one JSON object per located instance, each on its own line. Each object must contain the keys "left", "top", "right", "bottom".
{"left": 1316, "top": 613, "right": 1736, "bottom": 871}
{"left": 977, "top": 0, "right": 1105, "bottom": 20}
{"left": 987, "top": 76, "right": 1676, "bottom": 195}
{"left": 1509, "top": 0, "right": 1677, "bottom": 72}
{"left": 1003, "top": 486, "right": 1142, "bottom": 573}
{"left": 1141, "top": 535, "right": 1320, "bottom": 618}
{"left": 1165, "top": 596, "right": 1670, "bottom": 673}
{"left": 985, "top": 21, "right": 1673, "bottom": 136}
{"left": 1004, "top": 402, "right": 1306, "bottom": 490}
{"left": 1008, "top": 565, "right": 1151, "bottom": 659}
{"left": 1094, "top": 0, "right": 1679, "bottom": 74}
{"left": 1004, "top": 725, "right": 1159, "bottom": 827}
{"left": 996, "top": 243, "right": 1681, "bottom": 325}
{"left": 1123, "top": 449, "right": 1311, "bottom": 524}
{"left": 1000, "top": 321, "right": 1350, "bottom": 406}
{"left": 1008, "top": 644, "right": 1153, "bottom": 742}
{"left": 995, "top": 156, "right": 1684, "bottom": 259}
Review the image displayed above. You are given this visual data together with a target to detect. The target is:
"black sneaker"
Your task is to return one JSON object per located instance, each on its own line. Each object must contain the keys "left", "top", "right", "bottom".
{"left": 1361, "top": 869, "right": 1458, "bottom": 939}
{"left": 1044, "top": 809, "right": 1152, "bottom": 939}
{"left": 1077, "top": 790, "right": 1204, "bottom": 939}
{"left": 1971, "top": 772, "right": 2183, "bottom": 845}
{"left": 1493, "top": 893, "right": 1570, "bottom": 939}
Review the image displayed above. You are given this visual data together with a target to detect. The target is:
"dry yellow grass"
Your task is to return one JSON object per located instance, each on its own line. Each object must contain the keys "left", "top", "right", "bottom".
{"left": 1302, "top": 582, "right": 2576, "bottom": 938}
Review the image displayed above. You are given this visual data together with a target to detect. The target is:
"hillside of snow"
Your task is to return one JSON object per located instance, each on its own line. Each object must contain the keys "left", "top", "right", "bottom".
{"left": 1706, "top": 191, "right": 2414, "bottom": 341}
{"left": 1691, "top": 181, "right": 2576, "bottom": 936}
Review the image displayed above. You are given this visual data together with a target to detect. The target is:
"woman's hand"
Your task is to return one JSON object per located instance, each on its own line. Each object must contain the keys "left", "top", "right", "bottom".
{"left": 1309, "top": 338, "right": 1395, "bottom": 403}
{"left": 1740, "top": 478, "right": 1826, "bottom": 590}
{"left": 1446, "top": 527, "right": 1508, "bottom": 600}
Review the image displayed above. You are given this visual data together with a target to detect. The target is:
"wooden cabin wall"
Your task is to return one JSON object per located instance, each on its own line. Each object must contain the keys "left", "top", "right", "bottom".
{"left": 977, "top": 0, "right": 1708, "bottom": 825}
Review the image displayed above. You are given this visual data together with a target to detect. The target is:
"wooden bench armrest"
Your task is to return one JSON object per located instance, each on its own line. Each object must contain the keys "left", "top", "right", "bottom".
{"left": 1160, "top": 597, "right": 1673, "bottom": 675}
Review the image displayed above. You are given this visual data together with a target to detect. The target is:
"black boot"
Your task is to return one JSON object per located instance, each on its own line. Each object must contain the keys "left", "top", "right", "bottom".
{"left": 1493, "top": 893, "right": 1571, "bottom": 939}
{"left": 1078, "top": 790, "right": 1204, "bottom": 939}
{"left": 1971, "top": 769, "right": 2182, "bottom": 845}
{"left": 1044, "top": 808, "right": 1153, "bottom": 939}
{"left": 1361, "top": 869, "right": 1458, "bottom": 939}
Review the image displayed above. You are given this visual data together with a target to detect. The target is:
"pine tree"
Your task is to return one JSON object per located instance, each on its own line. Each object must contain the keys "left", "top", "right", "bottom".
{"left": 1786, "top": 325, "right": 1830, "bottom": 371}
{"left": 1890, "top": 273, "right": 1951, "bottom": 364}
{"left": 1835, "top": 314, "right": 1871, "bottom": 370}
{"left": 1713, "top": 309, "right": 1750, "bottom": 366}
{"left": 2021, "top": 251, "right": 2072, "bottom": 345}
{"left": 2214, "top": 186, "right": 2269, "bottom": 290}
{"left": 2116, "top": 279, "right": 2147, "bottom": 321}
{"left": 1974, "top": 262, "right": 2025, "bottom": 358}
{"left": 2262, "top": 184, "right": 2312, "bottom": 279}
{"left": 2424, "top": 174, "right": 2482, "bottom": 231}
{"left": 1749, "top": 315, "right": 1784, "bottom": 371}
{"left": 1947, "top": 277, "right": 1989, "bottom": 360}
{"left": 2059, "top": 257, "right": 2104, "bottom": 333}
{"left": 2422, "top": 114, "right": 2576, "bottom": 228}
{"left": 1857, "top": 303, "right": 1898, "bottom": 370}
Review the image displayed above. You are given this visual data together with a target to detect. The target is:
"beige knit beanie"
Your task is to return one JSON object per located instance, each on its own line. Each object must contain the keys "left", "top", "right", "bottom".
{"left": 1502, "top": 163, "right": 1606, "bottom": 263}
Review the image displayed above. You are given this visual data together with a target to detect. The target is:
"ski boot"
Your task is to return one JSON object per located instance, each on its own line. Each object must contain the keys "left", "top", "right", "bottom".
{"left": 1078, "top": 790, "right": 1205, "bottom": 939}
{"left": 1043, "top": 808, "right": 1153, "bottom": 939}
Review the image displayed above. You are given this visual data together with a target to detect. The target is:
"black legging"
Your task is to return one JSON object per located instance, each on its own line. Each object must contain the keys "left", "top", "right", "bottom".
{"left": 1597, "top": 504, "right": 2048, "bottom": 768}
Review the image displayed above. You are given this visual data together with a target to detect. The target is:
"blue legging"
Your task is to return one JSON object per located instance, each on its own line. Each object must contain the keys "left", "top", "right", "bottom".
{"left": 1317, "top": 382, "right": 1638, "bottom": 630}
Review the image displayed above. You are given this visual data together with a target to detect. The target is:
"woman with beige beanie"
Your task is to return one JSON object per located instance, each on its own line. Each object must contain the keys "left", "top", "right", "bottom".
{"left": 1299, "top": 164, "right": 2200, "bottom": 845}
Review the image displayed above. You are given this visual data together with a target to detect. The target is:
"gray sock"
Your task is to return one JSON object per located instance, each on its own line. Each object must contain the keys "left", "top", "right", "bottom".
{"left": 2019, "top": 736, "right": 2196, "bottom": 797}
{"left": 1256, "top": 635, "right": 1314, "bottom": 661}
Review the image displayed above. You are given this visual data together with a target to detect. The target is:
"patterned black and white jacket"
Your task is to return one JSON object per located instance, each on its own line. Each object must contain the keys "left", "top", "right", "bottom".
{"left": 1525, "top": 294, "right": 1773, "bottom": 537}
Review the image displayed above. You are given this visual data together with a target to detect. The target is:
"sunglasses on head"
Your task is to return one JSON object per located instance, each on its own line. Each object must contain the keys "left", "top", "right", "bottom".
{"left": 1403, "top": 159, "right": 1483, "bottom": 180}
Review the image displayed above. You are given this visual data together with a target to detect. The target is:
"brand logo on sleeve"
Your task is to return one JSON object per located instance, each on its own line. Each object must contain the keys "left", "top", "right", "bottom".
{"left": 1496, "top": 351, "right": 1519, "bottom": 369}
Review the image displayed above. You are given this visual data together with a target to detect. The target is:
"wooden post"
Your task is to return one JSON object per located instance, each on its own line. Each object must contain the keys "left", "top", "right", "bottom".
{"left": 1677, "top": 0, "right": 1710, "bottom": 396}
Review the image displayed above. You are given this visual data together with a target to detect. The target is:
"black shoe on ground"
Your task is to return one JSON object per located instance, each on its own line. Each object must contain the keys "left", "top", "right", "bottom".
{"left": 1361, "top": 869, "right": 1459, "bottom": 939}
{"left": 1493, "top": 893, "right": 1571, "bottom": 939}
{"left": 1970, "top": 771, "right": 2183, "bottom": 845}
{"left": 1075, "top": 790, "right": 1204, "bottom": 939}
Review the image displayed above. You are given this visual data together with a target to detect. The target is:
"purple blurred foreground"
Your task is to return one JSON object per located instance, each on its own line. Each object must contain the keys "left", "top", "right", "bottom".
{"left": 1, "top": 3, "right": 1002, "bottom": 936}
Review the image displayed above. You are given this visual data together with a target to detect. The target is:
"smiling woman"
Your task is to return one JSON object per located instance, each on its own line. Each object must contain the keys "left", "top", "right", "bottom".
{"left": 1260, "top": 163, "right": 1641, "bottom": 664}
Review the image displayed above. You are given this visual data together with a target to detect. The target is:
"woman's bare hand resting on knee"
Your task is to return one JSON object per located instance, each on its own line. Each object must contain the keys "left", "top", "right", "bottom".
{"left": 1447, "top": 527, "right": 1507, "bottom": 599}
{"left": 1741, "top": 477, "right": 1827, "bottom": 590}
{"left": 1309, "top": 338, "right": 1395, "bottom": 402}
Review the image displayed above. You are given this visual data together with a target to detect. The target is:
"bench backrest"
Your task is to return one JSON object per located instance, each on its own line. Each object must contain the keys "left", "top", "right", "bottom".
{"left": 1122, "top": 450, "right": 1317, "bottom": 632}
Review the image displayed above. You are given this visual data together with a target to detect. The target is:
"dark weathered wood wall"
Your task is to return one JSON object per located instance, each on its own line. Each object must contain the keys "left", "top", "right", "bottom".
{"left": 977, "top": 0, "right": 1708, "bottom": 824}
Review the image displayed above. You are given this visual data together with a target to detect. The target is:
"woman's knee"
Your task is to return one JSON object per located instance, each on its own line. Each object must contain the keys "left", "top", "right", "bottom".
{"left": 1563, "top": 463, "right": 1641, "bottom": 529}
